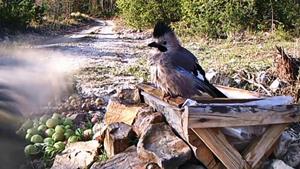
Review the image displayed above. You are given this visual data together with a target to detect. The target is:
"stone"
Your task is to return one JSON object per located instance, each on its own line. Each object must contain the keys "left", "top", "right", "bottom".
{"left": 51, "top": 140, "right": 100, "bottom": 169}
{"left": 68, "top": 113, "right": 86, "bottom": 126}
{"left": 270, "top": 78, "right": 282, "bottom": 92}
{"left": 104, "top": 122, "right": 136, "bottom": 158}
{"left": 205, "top": 69, "right": 218, "bottom": 82}
{"left": 90, "top": 146, "right": 149, "bottom": 169}
{"left": 256, "top": 71, "right": 269, "bottom": 85}
{"left": 274, "top": 131, "right": 294, "bottom": 158}
{"left": 132, "top": 108, "right": 164, "bottom": 137}
{"left": 263, "top": 159, "right": 294, "bottom": 169}
{"left": 137, "top": 123, "right": 191, "bottom": 169}
{"left": 282, "top": 140, "right": 300, "bottom": 167}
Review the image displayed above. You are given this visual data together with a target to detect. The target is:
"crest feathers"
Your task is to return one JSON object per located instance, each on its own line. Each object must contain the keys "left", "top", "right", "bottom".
{"left": 153, "top": 22, "right": 172, "bottom": 38}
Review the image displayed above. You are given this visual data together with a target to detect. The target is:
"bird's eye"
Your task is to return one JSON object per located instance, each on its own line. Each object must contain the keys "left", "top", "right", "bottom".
{"left": 162, "top": 41, "right": 167, "bottom": 45}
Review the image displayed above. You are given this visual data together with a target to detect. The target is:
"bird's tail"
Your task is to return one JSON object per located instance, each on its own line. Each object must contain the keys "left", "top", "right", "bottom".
{"left": 202, "top": 81, "right": 227, "bottom": 98}
{"left": 193, "top": 77, "right": 227, "bottom": 98}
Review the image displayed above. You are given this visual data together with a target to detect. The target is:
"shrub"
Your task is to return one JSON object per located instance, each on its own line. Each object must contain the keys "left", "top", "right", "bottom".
{"left": 179, "top": 0, "right": 300, "bottom": 38}
{"left": 0, "top": 0, "right": 45, "bottom": 29}
{"left": 116, "top": 0, "right": 181, "bottom": 29}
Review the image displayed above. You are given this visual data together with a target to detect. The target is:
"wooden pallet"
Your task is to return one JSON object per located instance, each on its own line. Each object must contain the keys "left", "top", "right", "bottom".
{"left": 137, "top": 83, "right": 300, "bottom": 169}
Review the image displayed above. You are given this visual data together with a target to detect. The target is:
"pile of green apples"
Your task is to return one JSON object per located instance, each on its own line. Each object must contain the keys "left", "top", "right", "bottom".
{"left": 22, "top": 113, "right": 93, "bottom": 157}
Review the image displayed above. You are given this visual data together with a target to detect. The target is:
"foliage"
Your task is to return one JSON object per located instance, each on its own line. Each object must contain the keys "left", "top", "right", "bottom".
{"left": 116, "top": 0, "right": 181, "bottom": 29}
{"left": 178, "top": 0, "right": 300, "bottom": 38}
{"left": 0, "top": 0, "right": 45, "bottom": 29}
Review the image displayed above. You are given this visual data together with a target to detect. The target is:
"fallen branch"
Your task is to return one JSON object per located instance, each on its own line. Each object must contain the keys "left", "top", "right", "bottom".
{"left": 238, "top": 70, "right": 272, "bottom": 96}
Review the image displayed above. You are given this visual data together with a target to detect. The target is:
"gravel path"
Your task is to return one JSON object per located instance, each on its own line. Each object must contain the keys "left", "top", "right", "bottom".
{"left": 33, "top": 19, "right": 152, "bottom": 98}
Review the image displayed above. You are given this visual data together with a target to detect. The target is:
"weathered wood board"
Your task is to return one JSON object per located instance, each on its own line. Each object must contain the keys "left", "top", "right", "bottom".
{"left": 186, "top": 104, "right": 300, "bottom": 128}
{"left": 138, "top": 83, "right": 299, "bottom": 169}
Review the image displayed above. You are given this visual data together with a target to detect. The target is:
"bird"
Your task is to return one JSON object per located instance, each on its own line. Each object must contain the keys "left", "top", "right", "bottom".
{"left": 148, "top": 22, "right": 227, "bottom": 98}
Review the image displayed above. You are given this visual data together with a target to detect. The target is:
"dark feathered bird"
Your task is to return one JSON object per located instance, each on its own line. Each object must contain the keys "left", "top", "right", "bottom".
{"left": 148, "top": 22, "right": 227, "bottom": 98}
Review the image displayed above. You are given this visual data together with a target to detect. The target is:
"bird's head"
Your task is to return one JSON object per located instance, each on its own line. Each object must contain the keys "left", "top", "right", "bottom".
{"left": 148, "top": 22, "right": 180, "bottom": 52}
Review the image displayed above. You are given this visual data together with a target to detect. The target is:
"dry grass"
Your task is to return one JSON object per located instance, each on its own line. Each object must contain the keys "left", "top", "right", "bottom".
{"left": 182, "top": 33, "right": 300, "bottom": 74}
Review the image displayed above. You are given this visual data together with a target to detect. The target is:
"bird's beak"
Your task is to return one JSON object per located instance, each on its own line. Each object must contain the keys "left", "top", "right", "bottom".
{"left": 148, "top": 41, "right": 167, "bottom": 52}
{"left": 148, "top": 42, "right": 159, "bottom": 48}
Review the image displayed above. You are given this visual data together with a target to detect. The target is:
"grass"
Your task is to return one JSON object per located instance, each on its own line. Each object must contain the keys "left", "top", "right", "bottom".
{"left": 181, "top": 32, "right": 300, "bottom": 75}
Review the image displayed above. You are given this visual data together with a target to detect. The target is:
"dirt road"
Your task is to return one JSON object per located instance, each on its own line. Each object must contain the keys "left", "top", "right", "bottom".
{"left": 37, "top": 19, "right": 151, "bottom": 98}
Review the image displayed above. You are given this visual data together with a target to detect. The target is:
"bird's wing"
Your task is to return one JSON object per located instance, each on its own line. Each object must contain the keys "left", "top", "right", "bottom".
{"left": 171, "top": 48, "right": 227, "bottom": 98}
{"left": 175, "top": 67, "right": 226, "bottom": 98}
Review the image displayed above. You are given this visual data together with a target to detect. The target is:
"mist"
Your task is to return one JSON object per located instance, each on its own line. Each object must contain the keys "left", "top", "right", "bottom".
{"left": 0, "top": 46, "right": 84, "bottom": 120}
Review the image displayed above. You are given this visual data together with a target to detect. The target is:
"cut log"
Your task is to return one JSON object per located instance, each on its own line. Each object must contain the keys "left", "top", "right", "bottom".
{"left": 104, "top": 96, "right": 147, "bottom": 125}
{"left": 140, "top": 91, "right": 189, "bottom": 141}
{"left": 179, "top": 162, "right": 206, "bottom": 169}
{"left": 132, "top": 109, "right": 165, "bottom": 137}
{"left": 137, "top": 123, "right": 191, "bottom": 169}
{"left": 104, "top": 122, "right": 136, "bottom": 158}
{"left": 242, "top": 124, "right": 289, "bottom": 168}
{"left": 92, "top": 122, "right": 107, "bottom": 143}
{"left": 192, "top": 128, "right": 250, "bottom": 169}
{"left": 137, "top": 83, "right": 186, "bottom": 107}
{"left": 51, "top": 140, "right": 100, "bottom": 169}
{"left": 91, "top": 146, "right": 149, "bottom": 169}
{"left": 186, "top": 104, "right": 300, "bottom": 128}
{"left": 114, "top": 88, "right": 141, "bottom": 105}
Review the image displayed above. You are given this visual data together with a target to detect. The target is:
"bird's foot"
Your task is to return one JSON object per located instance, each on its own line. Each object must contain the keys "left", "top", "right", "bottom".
{"left": 161, "top": 93, "right": 172, "bottom": 101}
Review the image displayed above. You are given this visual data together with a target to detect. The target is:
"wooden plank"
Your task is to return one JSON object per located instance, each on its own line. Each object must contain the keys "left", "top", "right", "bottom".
{"left": 105, "top": 98, "right": 146, "bottom": 125}
{"left": 137, "top": 83, "right": 186, "bottom": 107}
{"left": 140, "top": 91, "right": 189, "bottom": 141}
{"left": 216, "top": 85, "right": 262, "bottom": 99}
{"left": 187, "top": 105, "right": 300, "bottom": 128}
{"left": 188, "top": 129, "right": 219, "bottom": 168}
{"left": 242, "top": 124, "right": 289, "bottom": 168}
{"left": 192, "top": 128, "right": 250, "bottom": 169}
{"left": 138, "top": 83, "right": 262, "bottom": 106}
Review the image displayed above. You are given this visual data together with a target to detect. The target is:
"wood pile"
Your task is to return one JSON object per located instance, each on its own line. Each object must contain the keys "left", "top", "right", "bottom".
{"left": 52, "top": 84, "right": 300, "bottom": 169}
{"left": 90, "top": 84, "right": 300, "bottom": 169}
{"left": 92, "top": 88, "right": 200, "bottom": 169}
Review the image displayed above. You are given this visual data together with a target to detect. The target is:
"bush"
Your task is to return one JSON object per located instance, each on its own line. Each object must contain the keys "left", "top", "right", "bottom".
{"left": 179, "top": 0, "right": 300, "bottom": 38}
{"left": 116, "top": 0, "right": 181, "bottom": 29}
{"left": 0, "top": 0, "right": 45, "bottom": 29}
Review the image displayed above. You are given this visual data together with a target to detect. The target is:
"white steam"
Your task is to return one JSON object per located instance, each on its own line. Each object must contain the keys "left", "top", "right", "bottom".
{"left": 0, "top": 47, "right": 84, "bottom": 117}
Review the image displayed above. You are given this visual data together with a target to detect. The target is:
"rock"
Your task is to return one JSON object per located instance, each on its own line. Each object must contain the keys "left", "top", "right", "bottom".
{"left": 68, "top": 113, "right": 86, "bottom": 126}
{"left": 270, "top": 78, "right": 282, "bottom": 92}
{"left": 256, "top": 71, "right": 268, "bottom": 85}
{"left": 104, "top": 122, "right": 136, "bottom": 158}
{"left": 274, "top": 131, "right": 294, "bottom": 158}
{"left": 264, "top": 159, "right": 294, "bottom": 169}
{"left": 132, "top": 108, "right": 164, "bottom": 137}
{"left": 51, "top": 140, "right": 100, "bottom": 169}
{"left": 205, "top": 69, "right": 218, "bottom": 82}
{"left": 104, "top": 96, "right": 147, "bottom": 125}
{"left": 95, "top": 97, "right": 105, "bottom": 106}
{"left": 90, "top": 146, "right": 149, "bottom": 169}
{"left": 282, "top": 140, "right": 300, "bottom": 167}
{"left": 137, "top": 123, "right": 191, "bottom": 169}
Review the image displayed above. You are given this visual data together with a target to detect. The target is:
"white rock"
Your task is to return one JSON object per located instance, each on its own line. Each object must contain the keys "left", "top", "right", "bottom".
{"left": 269, "top": 160, "right": 294, "bottom": 169}
{"left": 205, "top": 69, "right": 218, "bottom": 82}
{"left": 270, "top": 78, "right": 281, "bottom": 92}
